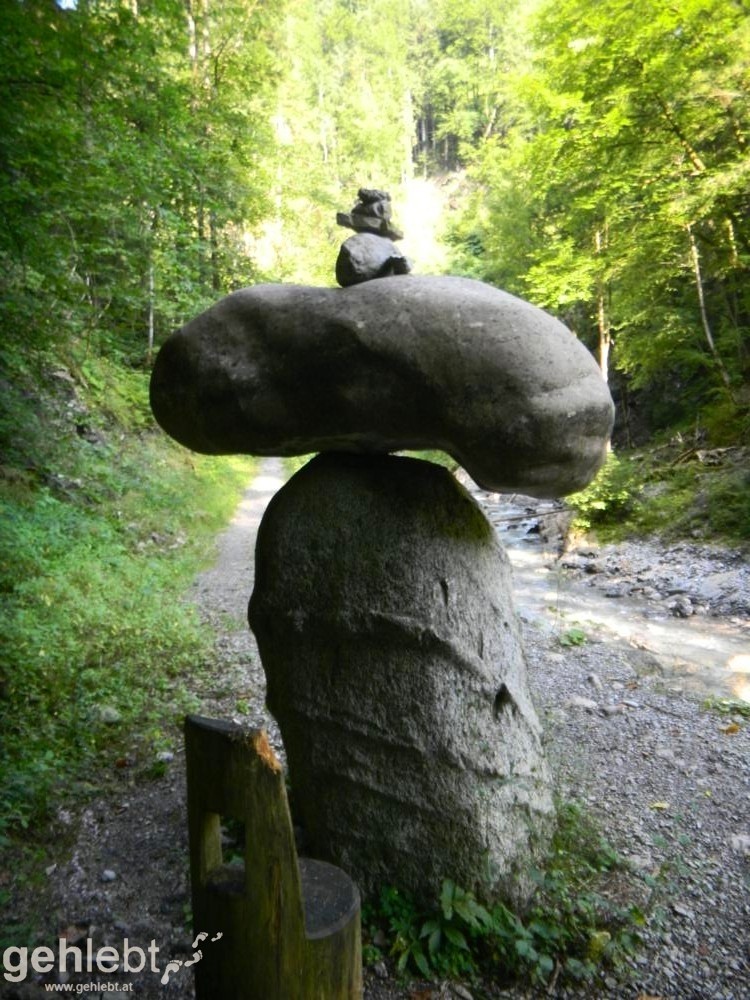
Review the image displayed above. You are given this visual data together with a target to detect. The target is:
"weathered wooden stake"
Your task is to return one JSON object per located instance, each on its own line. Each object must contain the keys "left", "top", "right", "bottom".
{"left": 185, "top": 715, "right": 362, "bottom": 1000}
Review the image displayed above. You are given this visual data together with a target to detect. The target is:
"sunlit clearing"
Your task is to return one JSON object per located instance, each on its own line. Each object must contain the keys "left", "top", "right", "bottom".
{"left": 399, "top": 178, "right": 453, "bottom": 275}
{"left": 251, "top": 475, "right": 284, "bottom": 492}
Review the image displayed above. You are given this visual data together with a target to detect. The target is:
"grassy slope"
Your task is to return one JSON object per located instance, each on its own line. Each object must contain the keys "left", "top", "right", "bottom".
{"left": 0, "top": 349, "right": 255, "bottom": 841}
{"left": 566, "top": 442, "right": 750, "bottom": 544}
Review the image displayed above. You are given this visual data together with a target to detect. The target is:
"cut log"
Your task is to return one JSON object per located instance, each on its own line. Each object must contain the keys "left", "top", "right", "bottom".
{"left": 184, "top": 715, "right": 362, "bottom": 999}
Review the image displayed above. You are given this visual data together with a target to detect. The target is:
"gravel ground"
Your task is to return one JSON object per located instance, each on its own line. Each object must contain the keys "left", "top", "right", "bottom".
{"left": 4, "top": 458, "right": 748, "bottom": 1000}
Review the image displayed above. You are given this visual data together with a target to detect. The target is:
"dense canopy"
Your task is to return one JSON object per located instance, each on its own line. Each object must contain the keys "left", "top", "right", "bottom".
{"left": 1, "top": 0, "right": 747, "bottom": 436}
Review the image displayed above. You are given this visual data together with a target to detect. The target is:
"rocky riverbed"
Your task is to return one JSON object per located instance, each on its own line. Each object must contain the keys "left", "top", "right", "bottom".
{"left": 4, "top": 459, "right": 748, "bottom": 999}
{"left": 465, "top": 478, "right": 750, "bottom": 706}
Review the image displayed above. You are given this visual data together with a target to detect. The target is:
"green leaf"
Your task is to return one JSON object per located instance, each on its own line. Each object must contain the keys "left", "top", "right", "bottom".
{"left": 440, "top": 879, "right": 455, "bottom": 920}
{"left": 444, "top": 926, "right": 469, "bottom": 951}
{"left": 427, "top": 927, "right": 442, "bottom": 956}
{"left": 412, "top": 944, "right": 431, "bottom": 978}
{"left": 515, "top": 938, "right": 538, "bottom": 961}
{"left": 538, "top": 953, "right": 555, "bottom": 977}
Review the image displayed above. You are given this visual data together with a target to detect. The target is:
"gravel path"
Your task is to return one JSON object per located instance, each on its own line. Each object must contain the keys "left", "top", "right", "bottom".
{"left": 7, "top": 457, "right": 748, "bottom": 1000}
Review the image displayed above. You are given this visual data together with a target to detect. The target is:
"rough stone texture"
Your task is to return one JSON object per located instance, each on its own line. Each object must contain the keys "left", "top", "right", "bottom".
{"left": 336, "top": 188, "right": 404, "bottom": 240}
{"left": 352, "top": 188, "right": 392, "bottom": 213}
{"left": 150, "top": 276, "right": 614, "bottom": 498}
{"left": 248, "top": 452, "right": 554, "bottom": 907}
{"left": 335, "top": 233, "right": 411, "bottom": 287}
{"left": 336, "top": 211, "right": 404, "bottom": 240}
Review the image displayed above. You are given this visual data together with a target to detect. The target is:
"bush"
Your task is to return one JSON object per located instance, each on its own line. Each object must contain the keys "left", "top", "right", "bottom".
{"left": 566, "top": 452, "right": 638, "bottom": 534}
{"left": 565, "top": 444, "right": 750, "bottom": 543}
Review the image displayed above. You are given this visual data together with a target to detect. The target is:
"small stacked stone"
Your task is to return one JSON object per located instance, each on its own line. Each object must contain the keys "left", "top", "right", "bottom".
{"left": 336, "top": 188, "right": 403, "bottom": 239}
{"left": 335, "top": 188, "right": 412, "bottom": 287}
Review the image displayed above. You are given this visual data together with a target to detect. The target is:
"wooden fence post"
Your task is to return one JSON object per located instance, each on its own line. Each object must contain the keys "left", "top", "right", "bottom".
{"left": 184, "top": 715, "right": 362, "bottom": 1000}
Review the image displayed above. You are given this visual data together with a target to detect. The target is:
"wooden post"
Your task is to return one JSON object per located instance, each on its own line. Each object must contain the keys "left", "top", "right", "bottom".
{"left": 185, "top": 715, "right": 362, "bottom": 1000}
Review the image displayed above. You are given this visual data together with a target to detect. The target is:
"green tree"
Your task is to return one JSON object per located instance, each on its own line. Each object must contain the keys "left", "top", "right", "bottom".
{"left": 410, "top": 0, "right": 528, "bottom": 173}
{"left": 0, "top": 0, "right": 283, "bottom": 363}
{"left": 452, "top": 0, "right": 749, "bottom": 435}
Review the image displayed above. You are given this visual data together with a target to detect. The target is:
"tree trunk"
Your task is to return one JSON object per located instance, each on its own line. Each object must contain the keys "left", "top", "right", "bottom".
{"left": 595, "top": 226, "right": 612, "bottom": 384}
{"left": 209, "top": 210, "right": 220, "bottom": 292}
{"left": 686, "top": 222, "right": 735, "bottom": 397}
{"left": 147, "top": 262, "right": 155, "bottom": 363}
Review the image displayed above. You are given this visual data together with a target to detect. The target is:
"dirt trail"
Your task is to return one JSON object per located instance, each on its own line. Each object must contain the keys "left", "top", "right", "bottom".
{"left": 188, "top": 456, "right": 284, "bottom": 754}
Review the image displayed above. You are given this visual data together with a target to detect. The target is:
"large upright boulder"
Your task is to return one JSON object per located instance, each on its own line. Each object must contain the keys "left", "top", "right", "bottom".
{"left": 150, "top": 275, "right": 614, "bottom": 499}
{"left": 248, "top": 452, "right": 554, "bottom": 907}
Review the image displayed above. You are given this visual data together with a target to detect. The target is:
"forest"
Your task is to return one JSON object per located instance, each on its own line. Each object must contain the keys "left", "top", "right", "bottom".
{"left": 2, "top": 0, "right": 749, "bottom": 425}
{"left": 0, "top": 0, "right": 749, "bottom": 992}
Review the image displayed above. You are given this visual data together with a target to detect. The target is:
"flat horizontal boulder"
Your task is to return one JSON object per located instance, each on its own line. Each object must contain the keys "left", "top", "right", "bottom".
{"left": 150, "top": 276, "right": 614, "bottom": 496}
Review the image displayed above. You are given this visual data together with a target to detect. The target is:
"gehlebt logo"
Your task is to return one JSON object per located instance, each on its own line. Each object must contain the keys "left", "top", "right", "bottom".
{"left": 2, "top": 930, "right": 223, "bottom": 988}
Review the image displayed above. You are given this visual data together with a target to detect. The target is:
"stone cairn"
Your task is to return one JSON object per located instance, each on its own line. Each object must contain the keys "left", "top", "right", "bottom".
{"left": 334, "top": 188, "right": 411, "bottom": 287}
{"left": 150, "top": 191, "right": 615, "bottom": 908}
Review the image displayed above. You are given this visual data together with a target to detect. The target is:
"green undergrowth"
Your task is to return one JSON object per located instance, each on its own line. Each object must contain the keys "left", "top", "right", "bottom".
{"left": 566, "top": 443, "right": 750, "bottom": 544}
{"left": 363, "top": 801, "right": 644, "bottom": 991}
{"left": 0, "top": 347, "right": 255, "bottom": 841}
{"left": 401, "top": 449, "right": 459, "bottom": 472}
{"left": 702, "top": 695, "right": 750, "bottom": 720}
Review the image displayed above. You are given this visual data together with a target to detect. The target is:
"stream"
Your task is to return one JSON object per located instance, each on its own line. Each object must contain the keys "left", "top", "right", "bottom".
{"left": 469, "top": 485, "right": 750, "bottom": 703}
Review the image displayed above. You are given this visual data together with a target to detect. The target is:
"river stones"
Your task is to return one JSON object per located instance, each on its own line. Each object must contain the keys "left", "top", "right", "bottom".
{"left": 150, "top": 275, "right": 614, "bottom": 497}
{"left": 248, "top": 452, "right": 554, "bottom": 906}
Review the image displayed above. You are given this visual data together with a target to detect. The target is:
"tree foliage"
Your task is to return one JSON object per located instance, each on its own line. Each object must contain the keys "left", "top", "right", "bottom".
{"left": 451, "top": 0, "right": 750, "bottom": 438}
{"left": 409, "top": 0, "right": 529, "bottom": 172}
{"left": 1, "top": 0, "right": 748, "bottom": 433}
{"left": 257, "top": 0, "right": 417, "bottom": 283}
{"left": 0, "top": 0, "right": 282, "bottom": 362}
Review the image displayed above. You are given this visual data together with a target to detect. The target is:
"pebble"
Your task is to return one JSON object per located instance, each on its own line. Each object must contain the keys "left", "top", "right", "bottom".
{"left": 96, "top": 706, "right": 122, "bottom": 724}
{"left": 627, "top": 854, "right": 653, "bottom": 871}
{"left": 451, "top": 986, "right": 474, "bottom": 1000}
{"left": 100, "top": 869, "right": 117, "bottom": 883}
{"left": 565, "top": 696, "right": 598, "bottom": 711}
{"left": 667, "top": 596, "right": 694, "bottom": 617}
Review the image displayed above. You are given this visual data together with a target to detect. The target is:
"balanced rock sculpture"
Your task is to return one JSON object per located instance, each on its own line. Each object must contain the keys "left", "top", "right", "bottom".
{"left": 151, "top": 191, "right": 614, "bottom": 910}
{"left": 334, "top": 189, "right": 411, "bottom": 286}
